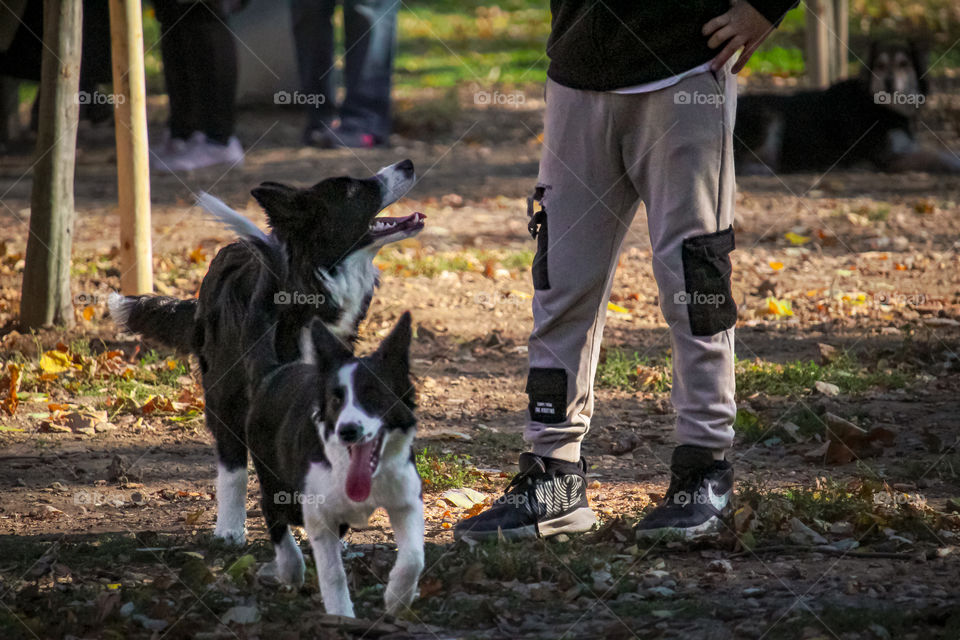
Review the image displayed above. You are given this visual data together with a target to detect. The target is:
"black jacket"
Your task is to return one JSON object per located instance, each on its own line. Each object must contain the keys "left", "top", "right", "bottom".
{"left": 546, "top": 1, "right": 798, "bottom": 91}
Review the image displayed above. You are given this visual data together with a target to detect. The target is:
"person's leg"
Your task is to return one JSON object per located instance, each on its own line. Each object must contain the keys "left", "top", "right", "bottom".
{"left": 625, "top": 64, "right": 739, "bottom": 537}
{"left": 182, "top": 2, "right": 237, "bottom": 145}
{"left": 152, "top": 1, "right": 243, "bottom": 172}
{"left": 455, "top": 79, "right": 640, "bottom": 541}
{"left": 524, "top": 85, "right": 642, "bottom": 464}
{"left": 154, "top": 0, "right": 201, "bottom": 141}
{"left": 290, "top": 0, "right": 337, "bottom": 135}
{"left": 338, "top": 0, "right": 398, "bottom": 142}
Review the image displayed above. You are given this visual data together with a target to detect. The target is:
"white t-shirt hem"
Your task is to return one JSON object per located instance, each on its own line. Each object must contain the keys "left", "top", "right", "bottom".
{"left": 609, "top": 62, "right": 713, "bottom": 95}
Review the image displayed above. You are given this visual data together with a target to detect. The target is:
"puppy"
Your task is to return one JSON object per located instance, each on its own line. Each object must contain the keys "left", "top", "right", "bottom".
{"left": 241, "top": 248, "right": 422, "bottom": 617}
{"left": 735, "top": 41, "right": 960, "bottom": 174}
{"left": 109, "top": 160, "right": 424, "bottom": 545}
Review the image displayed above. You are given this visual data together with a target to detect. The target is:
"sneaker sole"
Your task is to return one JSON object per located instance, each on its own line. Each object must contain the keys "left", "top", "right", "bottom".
{"left": 635, "top": 515, "right": 722, "bottom": 541}
{"left": 455, "top": 507, "right": 597, "bottom": 543}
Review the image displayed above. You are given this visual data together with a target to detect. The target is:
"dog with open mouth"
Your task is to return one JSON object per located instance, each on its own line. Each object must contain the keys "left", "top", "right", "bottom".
{"left": 109, "top": 160, "right": 424, "bottom": 546}
{"left": 242, "top": 245, "right": 422, "bottom": 617}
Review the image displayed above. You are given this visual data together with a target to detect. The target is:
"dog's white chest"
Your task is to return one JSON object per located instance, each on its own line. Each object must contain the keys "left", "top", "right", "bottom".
{"left": 315, "top": 249, "right": 380, "bottom": 340}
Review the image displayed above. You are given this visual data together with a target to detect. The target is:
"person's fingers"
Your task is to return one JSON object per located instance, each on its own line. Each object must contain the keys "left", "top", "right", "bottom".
{"left": 702, "top": 12, "right": 731, "bottom": 36}
{"left": 711, "top": 37, "right": 745, "bottom": 71}
{"left": 732, "top": 41, "right": 760, "bottom": 74}
{"left": 706, "top": 25, "right": 737, "bottom": 49}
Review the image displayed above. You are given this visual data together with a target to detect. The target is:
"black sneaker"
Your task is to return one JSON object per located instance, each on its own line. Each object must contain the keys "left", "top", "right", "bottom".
{"left": 453, "top": 453, "right": 597, "bottom": 542}
{"left": 635, "top": 445, "right": 733, "bottom": 540}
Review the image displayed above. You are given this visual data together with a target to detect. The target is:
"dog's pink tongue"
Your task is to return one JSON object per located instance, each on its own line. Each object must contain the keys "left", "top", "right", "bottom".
{"left": 345, "top": 440, "right": 376, "bottom": 502}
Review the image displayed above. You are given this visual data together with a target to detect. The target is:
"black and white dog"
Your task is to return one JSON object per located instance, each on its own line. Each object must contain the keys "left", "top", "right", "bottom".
{"left": 241, "top": 248, "right": 422, "bottom": 617}
{"left": 735, "top": 42, "right": 960, "bottom": 174}
{"left": 109, "top": 160, "right": 424, "bottom": 546}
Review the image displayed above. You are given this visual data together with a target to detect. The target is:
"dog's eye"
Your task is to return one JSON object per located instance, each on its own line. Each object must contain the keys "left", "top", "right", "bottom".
{"left": 329, "top": 388, "right": 344, "bottom": 410}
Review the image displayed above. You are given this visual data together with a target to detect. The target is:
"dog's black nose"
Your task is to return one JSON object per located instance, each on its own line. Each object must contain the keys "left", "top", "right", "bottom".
{"left": 338, "top": 422, "right": 362, "bottom": 443}
{"left": 396, "top": 159, "right": 414, "bottom": 176}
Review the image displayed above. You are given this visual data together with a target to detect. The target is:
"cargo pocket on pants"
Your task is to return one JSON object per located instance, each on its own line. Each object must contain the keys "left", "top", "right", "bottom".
{"left": 528, "top": 185, "right": 550, "bottom": 290}
{"left": 680, "top": 226, "right": 737, "bottom": 336}
{"left": 526, "top": 367, "right": 566, "bottom": 424}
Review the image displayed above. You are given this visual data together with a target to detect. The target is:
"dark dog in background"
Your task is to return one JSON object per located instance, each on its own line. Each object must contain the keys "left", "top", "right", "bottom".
{"left": 735, "top": 41, "right": 960, "bottom": 174}
{"left": 110, "top": 160, "right": 424, "bottom": 545}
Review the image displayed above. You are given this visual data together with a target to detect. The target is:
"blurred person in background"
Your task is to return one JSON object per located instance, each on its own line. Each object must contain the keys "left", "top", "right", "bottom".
{"left": 290, "top": 0, "right": 399, "bottom": 149}
{"left": 151, "top": 0, "right": 247, "bottom": 172}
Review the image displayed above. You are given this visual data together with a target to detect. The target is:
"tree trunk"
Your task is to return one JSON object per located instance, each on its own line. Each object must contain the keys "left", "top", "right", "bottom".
{"left": 20, "top": 0, "right": 82, "bottom": 329}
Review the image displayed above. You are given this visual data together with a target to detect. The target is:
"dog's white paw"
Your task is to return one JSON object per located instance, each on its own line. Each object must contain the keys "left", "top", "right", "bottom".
{"left": 212, "top": 527, "right": 246, "bottom": 546}
{"left": 384, "top": 573, "right": 419, "bottom": 616}
{"left": 258, "top": 530, "right": 305, "bottom": 586}
{"left": 257, "top": 557, "right": 304, "bottom": 587}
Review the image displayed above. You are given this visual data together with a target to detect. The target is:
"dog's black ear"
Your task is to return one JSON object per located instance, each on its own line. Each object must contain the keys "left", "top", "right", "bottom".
{"left": 252, "top": 182, "right": 300, "bottom": 229}
{"left": 305, "top": 317, "right": 352, "bottom": 369}
{"left": 374, "top": 311, "right": 412, "bottom": 376}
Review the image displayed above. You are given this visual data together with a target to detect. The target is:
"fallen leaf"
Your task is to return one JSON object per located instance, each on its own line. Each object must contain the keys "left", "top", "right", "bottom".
{"left": 765, "top": 297, "right": 793, "bottom": 316}
{"left": 441, "top": 487, "right": 487, "bottom": 509}
{"left": 188, "top": 245, "right": 207, "bottom": 263}
{"left": 2, "top": 363, "right": 21, "bottom": 415}
{"left": 784, "top": 231, "right": 810, "bottom": 245}
{"left": 769, "top": 261, "right": 784, "bottom": 271}
{"left": 39, "top": 350, "right": 79, "bottom": 375}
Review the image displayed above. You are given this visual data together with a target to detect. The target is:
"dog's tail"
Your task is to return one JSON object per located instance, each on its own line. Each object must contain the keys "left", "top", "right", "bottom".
{"left": 196, "top": 192, "right": 268, "bottom": 241}
{"left": 241, "top": 243, "right": 284, "bottom": 387}
{"left": 108, "top": 293, "right": 199, "bottom": 353}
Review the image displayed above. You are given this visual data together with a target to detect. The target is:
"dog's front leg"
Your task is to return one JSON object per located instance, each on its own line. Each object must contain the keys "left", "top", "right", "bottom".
{"left": 305, "top": 519, "right": 354, "bottom": 617}
{"left": 384, "top": 499, "right": 425, "bottom": 616}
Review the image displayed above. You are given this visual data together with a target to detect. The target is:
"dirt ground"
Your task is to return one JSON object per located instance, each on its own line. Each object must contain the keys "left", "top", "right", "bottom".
{"left": 0, "top": 90, "right": 959, "bottom": 639}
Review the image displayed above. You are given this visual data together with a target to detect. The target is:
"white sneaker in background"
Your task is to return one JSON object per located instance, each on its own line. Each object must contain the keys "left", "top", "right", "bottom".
{"left": 152, "top": 133, "right": 243, "bottom": 173}
{"left": 191, "top": 136, "right": 244, "bottom": 170}
{"left": 151, "top": 131, "right": 205, "bottom": 173}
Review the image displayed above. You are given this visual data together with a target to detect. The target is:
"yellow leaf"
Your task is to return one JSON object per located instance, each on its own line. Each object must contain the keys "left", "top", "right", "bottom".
{"left": 2, "top": 363, "right": 21, "bottom": 415}
{"left": 107, "top": 583, "right": 121, "bottom": 591}
{"left": 784, "top": 232, "right": 810, "bottom": 246}
{"left": 765, "top": 297, "right": 794, "bottom": 316}
{"left": 39, "top": 350, "right": 78, "bottom": 374}
{"left": 607, "top": 302, "right": 629, "bottom": 314}
{"left": 769, "top": 261, "right": 784, "bottom": 271}
{"left": 441, "top": 522, "right": 452, "bottom": 529}
{"left": 166, "top": 359, "right": 178, "bottom": 370}
{"left": 82, "top": 306, "right": 95, "bottom": 321}
{"left": 188, "top": 245, "right": 207, "bottom": 264}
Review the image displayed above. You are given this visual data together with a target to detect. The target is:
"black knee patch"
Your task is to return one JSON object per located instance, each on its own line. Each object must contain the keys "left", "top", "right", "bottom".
{"left": 527, "top": 184, "right": 550, "bottom": 290}
{"left": 680, "top": 226, "right": 737, "bottom": 336}
{"left": 526, "top": 367, "right": 567, "bottom": 424}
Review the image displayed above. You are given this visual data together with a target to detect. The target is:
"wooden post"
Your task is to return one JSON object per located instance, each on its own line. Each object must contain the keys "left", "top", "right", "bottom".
{"left": 833, "top": 0, "right": 849, "bottom": 80}
{"left": 109, "top": 0, "right": 152, "bottom": 294}
{"left": 20, "top": 0, "right": 82, "bottom": 329}
{"left": 805, "top": 0, "right": 831, "bottom": 88}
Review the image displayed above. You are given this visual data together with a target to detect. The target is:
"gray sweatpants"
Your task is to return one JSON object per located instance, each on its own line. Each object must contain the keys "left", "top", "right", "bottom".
{"left": 524, "top": 64, "right": 738, "bottom": 463}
